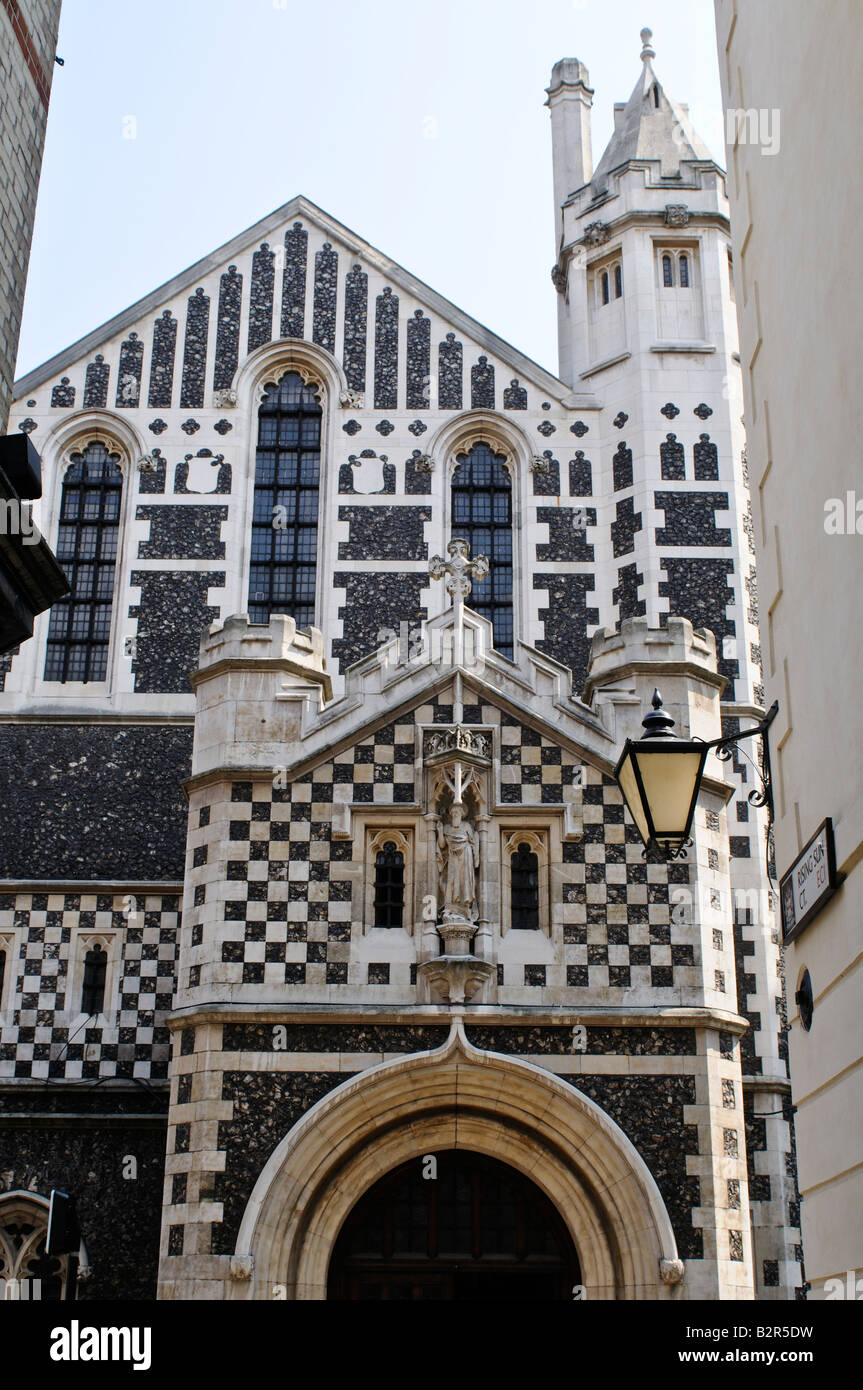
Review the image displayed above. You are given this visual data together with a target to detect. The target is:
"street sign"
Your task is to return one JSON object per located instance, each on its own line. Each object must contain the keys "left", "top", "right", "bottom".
{"left": 780, "top": 818, "right": 841, "bottom": 943}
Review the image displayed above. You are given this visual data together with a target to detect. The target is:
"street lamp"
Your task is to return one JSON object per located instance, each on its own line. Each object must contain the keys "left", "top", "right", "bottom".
{"left": 614, "top": 689, "right": 779, "bottom": 862}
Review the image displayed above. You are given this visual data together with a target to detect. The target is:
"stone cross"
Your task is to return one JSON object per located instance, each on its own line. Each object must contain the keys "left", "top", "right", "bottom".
{"left": 429, "top": 538, "right": 489, "bottom": 704}
{"left": 429, "top": 538, "right": 489, "bottom": 627}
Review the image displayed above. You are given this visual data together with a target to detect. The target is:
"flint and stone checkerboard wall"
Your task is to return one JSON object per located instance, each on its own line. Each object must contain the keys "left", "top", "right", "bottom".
{"left": 178, "top": 689, "right": 702, "bottom": 1006}
{"left": 0, "top": 892, "right": 179, "bottom": 1079}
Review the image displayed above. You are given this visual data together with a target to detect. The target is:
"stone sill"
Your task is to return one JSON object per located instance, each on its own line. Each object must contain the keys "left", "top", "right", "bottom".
{"left": 651, "top": 342, "right": 717, "bottom": 354}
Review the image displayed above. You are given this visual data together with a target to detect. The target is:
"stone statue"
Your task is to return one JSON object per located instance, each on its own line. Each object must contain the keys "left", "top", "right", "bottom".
{"left": 436, "top": 805, "right": 479, "bottom": 922}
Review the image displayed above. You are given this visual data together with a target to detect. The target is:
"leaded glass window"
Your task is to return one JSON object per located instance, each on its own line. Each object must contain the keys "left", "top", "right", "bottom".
{"left": 374, "top": 842, "right": 405, "bottom": 928}
{"left": 81, "top": 944, "right": 107, "bottom": 1015}
{"left": 511, "top": 842, "right": 540, "bottom": 929}
{"left": 248, "top": 371, "right": 321, "bottom": 626}
{"left": 451, "top": 445, "right": 514, "bottom": 658}
{"left": 44, "top": 444, "right": 122, "bottom": 683}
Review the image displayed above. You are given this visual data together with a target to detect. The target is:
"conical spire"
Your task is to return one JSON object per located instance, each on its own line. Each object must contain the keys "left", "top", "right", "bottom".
{"left": 591, "top": 27, "right": 713, "bottom": 188}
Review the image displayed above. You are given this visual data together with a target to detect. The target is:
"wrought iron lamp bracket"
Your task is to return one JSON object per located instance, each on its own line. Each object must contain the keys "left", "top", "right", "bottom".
{"left": 698, "top": 700, "right": 779, "bottom": 885}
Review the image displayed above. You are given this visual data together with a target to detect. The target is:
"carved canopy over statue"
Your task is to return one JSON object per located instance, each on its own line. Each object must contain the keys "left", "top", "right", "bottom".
{"left": 436, "top": 805, "right": 479, "bottom": 923}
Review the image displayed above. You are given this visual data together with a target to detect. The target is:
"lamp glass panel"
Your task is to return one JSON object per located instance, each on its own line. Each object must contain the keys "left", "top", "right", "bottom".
{"left": 633, "top": 746, "right": 704, "bottom": 838}
{"left": 617, "top": 749, "right": 651, "bottom": 845}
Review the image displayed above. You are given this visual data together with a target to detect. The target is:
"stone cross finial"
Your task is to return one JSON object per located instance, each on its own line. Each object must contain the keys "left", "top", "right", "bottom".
{"left": 429, "top": 539, "right": 490, "bottom": 680}
{"left": 429, "top": 538, "right": 489, "bottom": 605}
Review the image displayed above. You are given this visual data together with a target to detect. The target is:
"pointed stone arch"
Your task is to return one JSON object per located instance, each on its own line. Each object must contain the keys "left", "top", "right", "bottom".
{"left": 229, "top": 1020, "right": 684, "bottom": 1301}
{"left": 0, "top": 1191, "right": 90, "bottom": 1298}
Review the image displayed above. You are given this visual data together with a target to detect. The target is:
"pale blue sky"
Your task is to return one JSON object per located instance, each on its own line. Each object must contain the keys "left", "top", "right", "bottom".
{"left": 16, "top": 0, "right": 723, "bottom": 382}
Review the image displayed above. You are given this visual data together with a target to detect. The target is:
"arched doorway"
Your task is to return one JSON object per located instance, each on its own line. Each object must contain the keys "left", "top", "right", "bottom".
{"left": 327, "top": 1151, "right": 581, "bottom": 1301}
{"left": 225, "top": 1021, "right": 684, "bottom": 1302}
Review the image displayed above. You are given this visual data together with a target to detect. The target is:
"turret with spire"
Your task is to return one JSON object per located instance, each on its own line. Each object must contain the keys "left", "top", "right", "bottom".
{"left": 543, "top": 30, "right": 794, "bottom": 1301}
{"left": 547, "top": 27, "right": 729, "bottom": 390}
{"left": 591, "top": 28, "right": 713, "bottom": 190}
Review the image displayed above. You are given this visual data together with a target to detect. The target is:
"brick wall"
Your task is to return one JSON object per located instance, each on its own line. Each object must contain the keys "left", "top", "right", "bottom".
{"left": 0, "top": 0, "right": 61, "bottom": 430}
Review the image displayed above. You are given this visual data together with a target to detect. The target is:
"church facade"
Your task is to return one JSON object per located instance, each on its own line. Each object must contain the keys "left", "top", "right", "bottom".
{"left": 0, "top": 32, "right": 802, "bottom": 1300}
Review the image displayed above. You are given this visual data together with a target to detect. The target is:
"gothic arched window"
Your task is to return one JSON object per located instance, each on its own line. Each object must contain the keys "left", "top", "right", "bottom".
{"left": 511, "top": 842, "right": 540, "bottom": 929}
{"left": 614, "top": 263, "right": 623, "bottom": 299}
{"left": 451, "top": 444, "right": 514, "bottom": 658}
{"left": 679, "top": 254, "right": 690, "bottom": 288}
{"left": 0, "top": 947, "right": 6, "bottom": 1008}
{"left": 0, "top": 1197, "right": 70, "bottom": 1301}
{"left": 600, "top": 271, "right": 610, "bottom": 306}
{"left": 248, "top": 371, "right": 322, "bottom": 626}
{"left": 44, "top": 444, "right": 123, "bottom": 683}
{"left": 374, "top": 842, "right": 405, "bottom": 928}
{"left": 81, "top": 944, "right": 107, "bottom": 1015}
{"left": 662, "top": 254, "right": 674, "bottom": 288}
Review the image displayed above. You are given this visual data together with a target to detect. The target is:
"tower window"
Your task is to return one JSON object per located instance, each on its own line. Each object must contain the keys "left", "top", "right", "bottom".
{"left": 44, "top": 443, "right": 123, "bottom": 683}
{"left": 451, "top": 444, "right": 514, "bottom": 658}
{"left": 81, "top": 944, "right": 107, "bottom": 1015}
{"left": 659, "top": 247, "right": 698, "bottom": 292}
{"left": 727, "top": 248, "right": 735, "bottom": 299}
{"left": 653, "top": 83, "right": 660, "bottom": 109}
{"left": 614, "top": 263, "right": 623, "bottom": 299}
{"left": 601, "top": 271, "right": 610, "bottom": 306}
{"left": 248, "top": 370, "right": 321, "bottom": 627}
{"left": 0, "top": 949, "right": 5, "bottom": 1007}
{"left": 511, "top": 842, "right": 540, "bottom": 930}
{"left": 374, "top": 842, "right": 405, "bottom": 928}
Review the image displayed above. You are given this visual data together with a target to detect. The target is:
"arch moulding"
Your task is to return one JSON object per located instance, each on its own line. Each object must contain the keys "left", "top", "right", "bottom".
{"left": 425, "top": 410, "right": 534, "bottom": 480}
{"left": 229, "top": 1019, "right": 684, "bottom": 1301}
{"left": 233, "top": 338, "right": 349, "bottom": 412}
{"left": 38, "top": 409, "right": 149, "bottom": 505}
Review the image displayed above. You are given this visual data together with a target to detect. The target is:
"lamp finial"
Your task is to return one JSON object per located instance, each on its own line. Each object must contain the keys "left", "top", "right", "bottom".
{"left": 641, "top": 689, "right": 677, "bottom": 739}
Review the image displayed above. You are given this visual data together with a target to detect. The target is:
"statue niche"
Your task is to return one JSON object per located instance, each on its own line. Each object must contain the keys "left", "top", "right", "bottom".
{"left": 437, "top": 803, "right": 479, "bottom": 925}
{"left": 418, "top": 773, "right": 494, "bottom": 1003}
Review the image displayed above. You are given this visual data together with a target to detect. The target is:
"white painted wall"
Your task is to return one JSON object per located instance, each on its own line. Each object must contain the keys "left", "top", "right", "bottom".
{"left": 715, "top": 0, "right": 863, "bottom": 1299}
